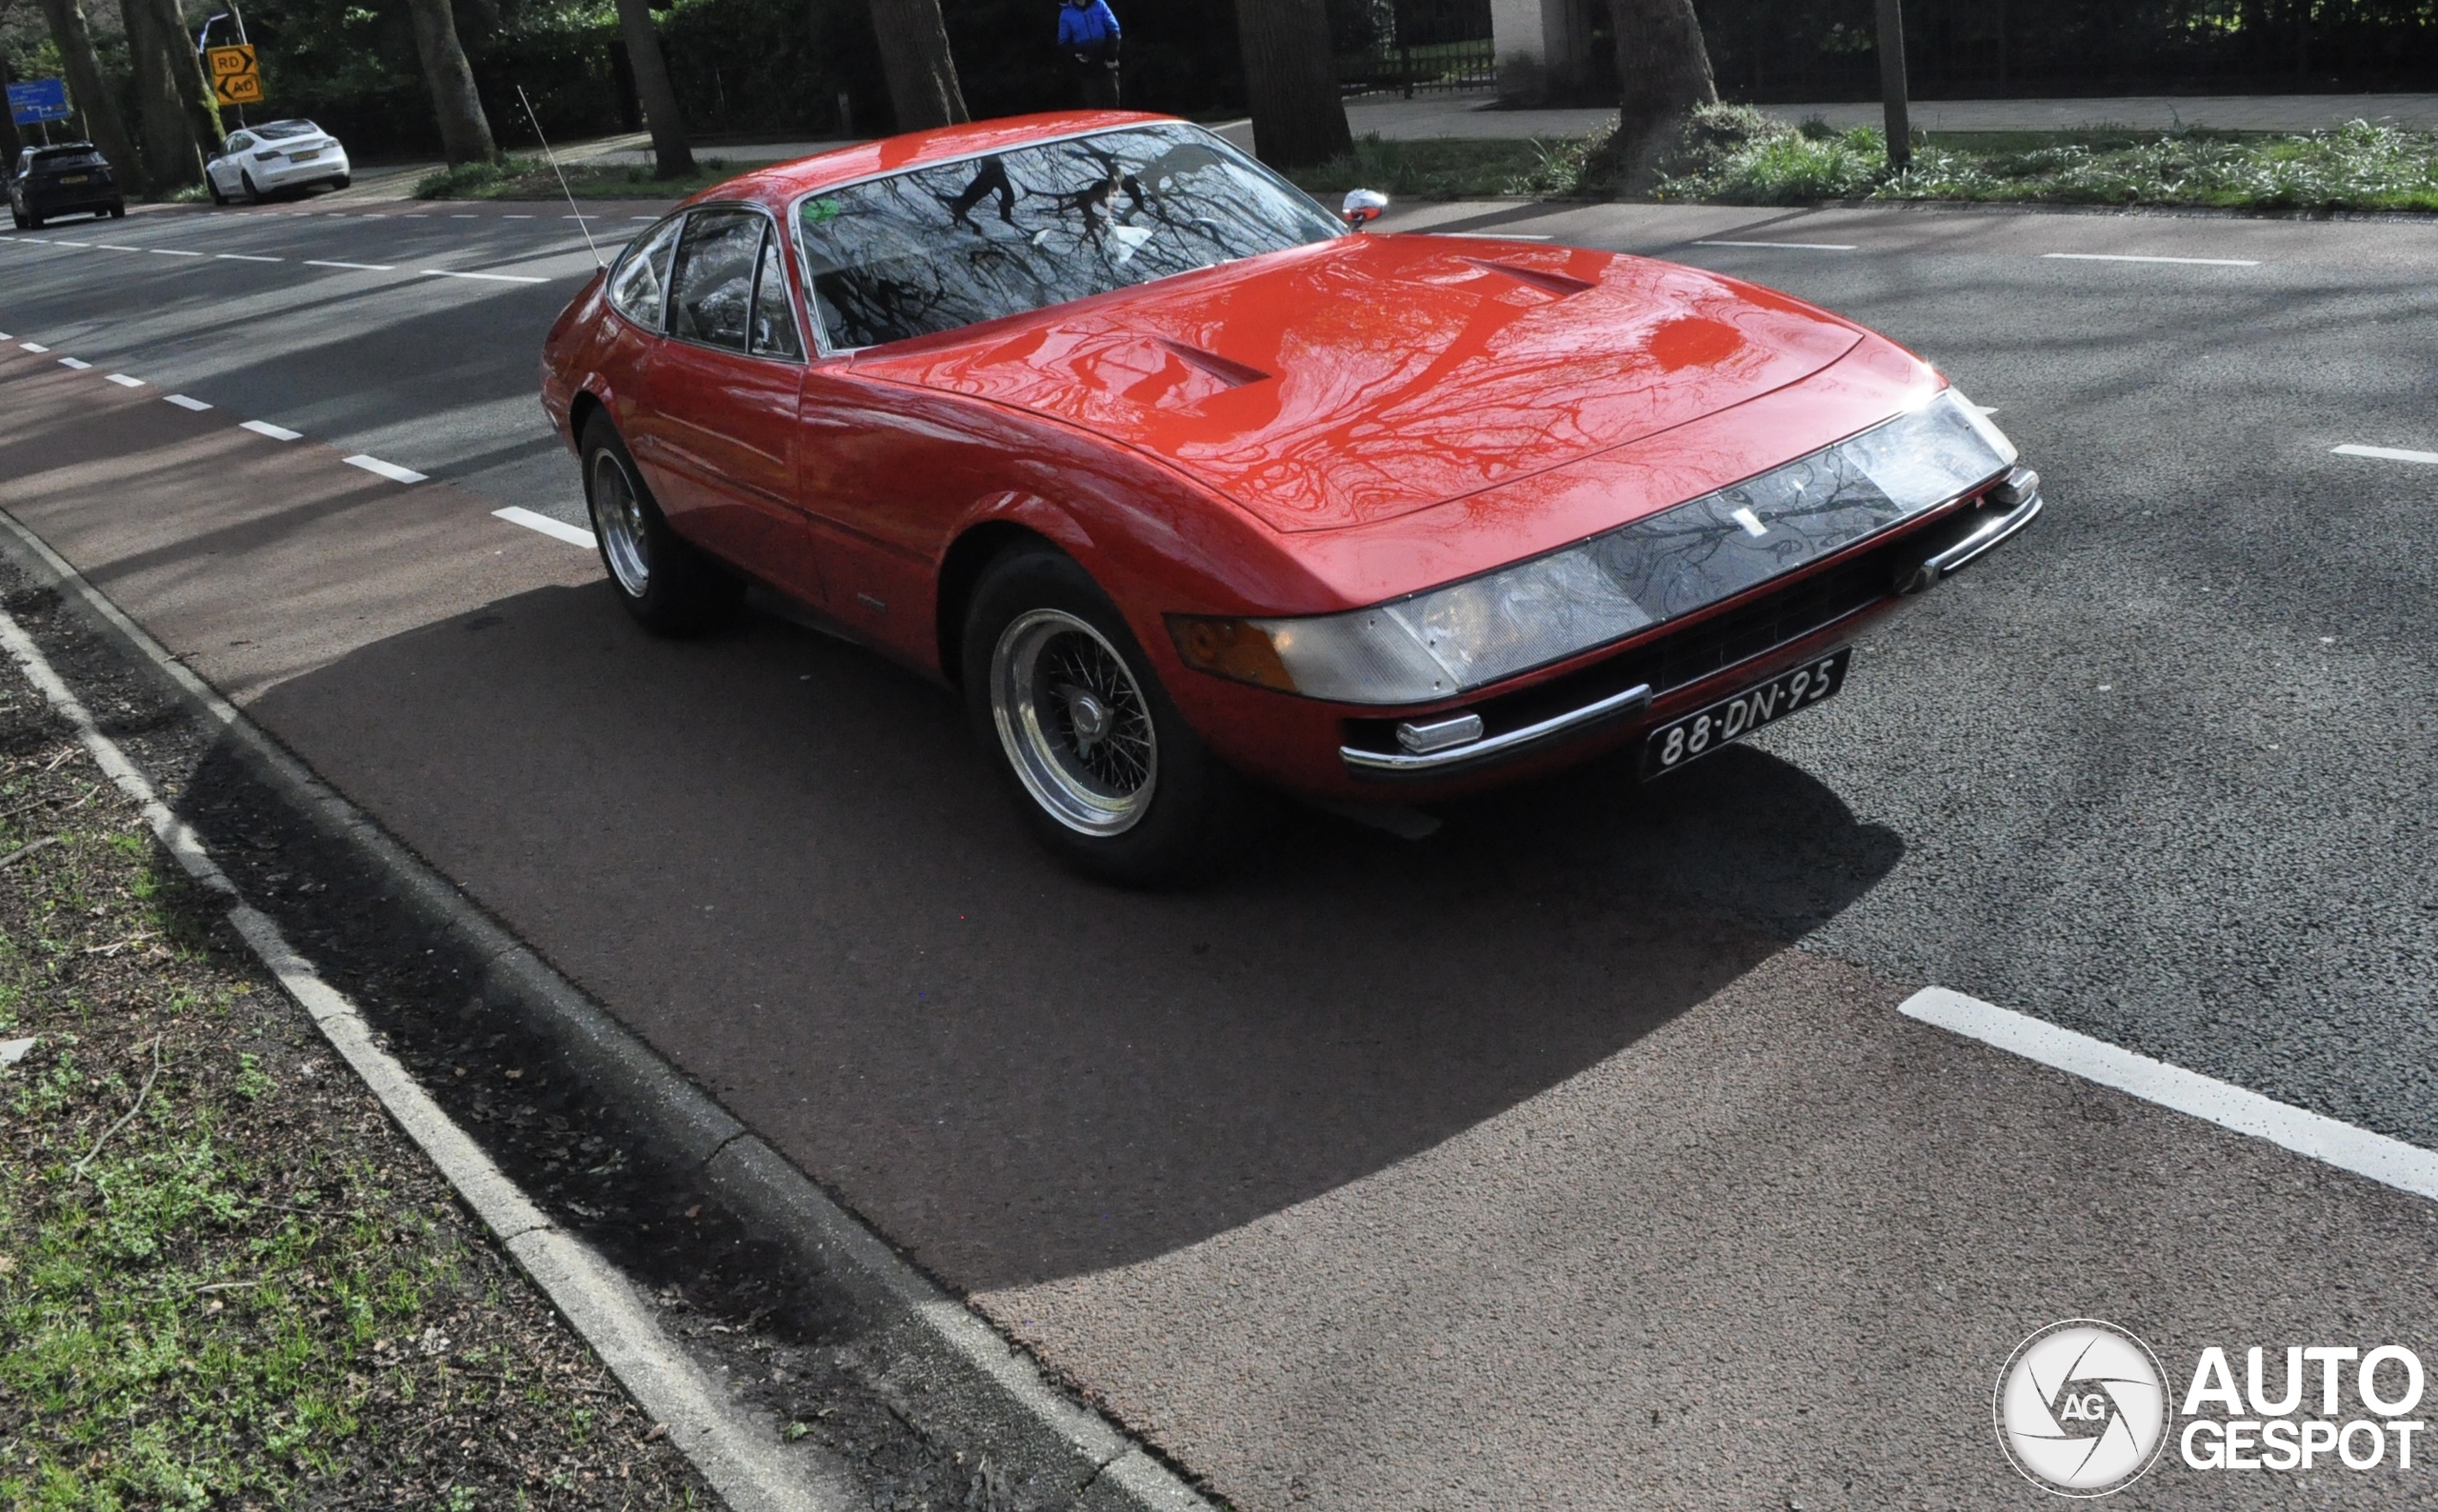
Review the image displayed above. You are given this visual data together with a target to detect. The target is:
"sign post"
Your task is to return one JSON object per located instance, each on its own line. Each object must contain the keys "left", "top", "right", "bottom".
{"left": 207, "top": 46, "right": 262, "bottom": 109}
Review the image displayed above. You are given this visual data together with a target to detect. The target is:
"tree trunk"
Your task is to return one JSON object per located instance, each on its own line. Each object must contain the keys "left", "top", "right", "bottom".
{"left": 144, "top": 0, "right": 223, "bottom": 160}
{"left": 612, "top": 0, "right": 693, "bottom": 176}
{"left": 119, "top": 0, "right": 200, "bottom": 190}
{"left": 0, "top": 50, "right": 24, "bottom": 163}
{"left": 1608, "top": 0, "right": 1716, "bottom": 189}
{"left": 404, "top": 0, "right": 499, "bottom": 166}
{"left": 31, "top": 0, "right": 139, "bottom": 178}
{"left": 1233, "top": 0, "right": 1351, "bottom": 169}
{"left": 865, "top": 0, "right": 967, "bottom": 130}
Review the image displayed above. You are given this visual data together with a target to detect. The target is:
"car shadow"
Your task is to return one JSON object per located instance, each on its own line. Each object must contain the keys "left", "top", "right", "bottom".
{"left": 193, "top": 580, "right": 1902, "bottom": 1292}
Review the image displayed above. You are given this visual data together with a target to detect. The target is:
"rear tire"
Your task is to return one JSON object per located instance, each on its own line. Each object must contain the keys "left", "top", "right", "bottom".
{"left": 961, "top": 545, "right": 1251, "bottom": 886}
{"left": 9, "top": 206, "right": 25, "bottom": 230}
{"left": 241, "top": 171, "right": 263, "bottom": 205}
{"left": 332, "top": 172, "right": 352, "bottom": 189}
{"left": 107, "top": 201, "right": 125, "bottom": 219}
{"left": 209, "top": 175, "right": 229, "bottom": 206}
{"left": 580, "top": 415, "right": 741, "bottom": 634}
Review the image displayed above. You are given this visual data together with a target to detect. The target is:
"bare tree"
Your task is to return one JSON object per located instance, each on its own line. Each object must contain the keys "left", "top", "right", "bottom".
{"left": 865, "top": 0, "right": 966, "bottom": 130}
{"left": 0, "top": 42, "right": 24, "bottom": 162}
{"left": 612, "top": 0, "right": 691, "bottom": 176}
{"left": 119, "top": 0, "right": 200, "bottom": 189}
{"left": 1232, "top": 0, "right": 1350, "bottom": 169}
{"left": 30, "top": 0, "right": 136, "bottom": 175}
{"left": 404, "top": 0, "right": 498, "bottom": 166}
{"left": 142, "top": 0, "right": 222, "bottom": 160}
{"left": 1609, "top": 0, "right": 1716, "bottom": 189}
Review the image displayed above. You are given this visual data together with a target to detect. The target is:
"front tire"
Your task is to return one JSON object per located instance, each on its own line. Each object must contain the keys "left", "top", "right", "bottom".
{"left": 209, "top": 175, "right": 229, "bottom": 207}
{"left": 580, "top": 415, "right": 741, "bottom": 634}
{"left": 962, "top": 546, "right": 1250, "bottom": 886}
{"left": 107, "top": 201, "right": 125, "bottom": 219}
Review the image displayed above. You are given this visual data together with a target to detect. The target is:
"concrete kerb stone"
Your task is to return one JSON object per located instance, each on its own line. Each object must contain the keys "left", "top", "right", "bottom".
{"left": 0, "top": 508, "right": 1219, "bottom": 1512}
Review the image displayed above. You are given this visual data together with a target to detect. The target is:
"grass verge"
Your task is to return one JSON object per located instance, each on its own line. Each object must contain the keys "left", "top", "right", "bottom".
{"left": 0, "top": 652, "right": 709, "bottom": 1506}
{"left": 413, "top": 155, "right": 747, "bottom": 202}
{"left": 1283, "top": 110, "right": 2438, "bottom": 213}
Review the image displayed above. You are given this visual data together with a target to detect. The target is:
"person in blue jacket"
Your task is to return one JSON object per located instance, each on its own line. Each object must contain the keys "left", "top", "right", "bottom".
{"left": 1059, "top": 0, "right": 1122, "bottom": 109}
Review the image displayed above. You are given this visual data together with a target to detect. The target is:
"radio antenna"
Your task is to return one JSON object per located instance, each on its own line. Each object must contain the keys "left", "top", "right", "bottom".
{"left": 520, "top": 86, "right": 601, "bottom": 269}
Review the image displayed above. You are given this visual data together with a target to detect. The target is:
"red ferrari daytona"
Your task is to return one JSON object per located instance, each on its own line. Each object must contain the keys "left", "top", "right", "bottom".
{"left": 538, "top": 110, "right": 2040, "bottom": 883}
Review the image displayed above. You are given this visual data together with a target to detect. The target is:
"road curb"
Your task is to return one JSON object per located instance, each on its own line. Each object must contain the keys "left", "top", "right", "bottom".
{"left": 0, "top": 508, "right": 1218, "bottom": 1512}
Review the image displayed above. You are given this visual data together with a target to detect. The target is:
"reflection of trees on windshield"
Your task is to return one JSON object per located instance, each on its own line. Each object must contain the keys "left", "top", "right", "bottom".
{"left": 799, "top": 125, "right": 1342, "bottom": 349}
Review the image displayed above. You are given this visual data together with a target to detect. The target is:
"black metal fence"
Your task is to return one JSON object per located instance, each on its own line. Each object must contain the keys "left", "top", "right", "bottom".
{"left": 1335, "top": 0, "right": 1499, "bottom": 96}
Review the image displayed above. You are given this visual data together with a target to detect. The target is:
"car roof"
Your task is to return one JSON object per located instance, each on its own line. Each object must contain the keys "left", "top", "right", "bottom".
{"left": 686, "top": 110, "right": 1180, "bottom": 211}
{"left": 29, "top": 142, "right": 100, "bottom": 155}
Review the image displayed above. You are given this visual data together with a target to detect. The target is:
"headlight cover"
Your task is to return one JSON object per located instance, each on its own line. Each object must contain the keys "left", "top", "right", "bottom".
{"left": 1170, "top": 388, "right": 2016, "bottom": 706}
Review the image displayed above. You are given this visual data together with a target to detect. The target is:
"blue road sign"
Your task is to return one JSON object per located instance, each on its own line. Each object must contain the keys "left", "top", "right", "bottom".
{"left": 9, "top": 78, "right": 72, "bottom": 128}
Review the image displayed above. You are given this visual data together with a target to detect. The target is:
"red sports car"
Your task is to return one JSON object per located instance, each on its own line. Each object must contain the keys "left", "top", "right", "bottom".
{"left": 539, "top": 110, "right": 2038, "bottom": 883}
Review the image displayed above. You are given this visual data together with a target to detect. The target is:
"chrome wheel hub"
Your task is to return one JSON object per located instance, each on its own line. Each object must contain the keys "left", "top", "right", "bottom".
{"left": 990, "top": 610, "right": 1156, "bottom": 836}
{"left": 590, "top": 450, "right": 650, "bottom": 599}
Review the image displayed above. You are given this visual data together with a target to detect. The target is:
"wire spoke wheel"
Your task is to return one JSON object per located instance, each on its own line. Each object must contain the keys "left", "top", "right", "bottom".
{"left": 590, "top": 450, "right": 651, "bottom": 599}
{"left": 990, "top": 608, "right": 1158, "bottom": 836}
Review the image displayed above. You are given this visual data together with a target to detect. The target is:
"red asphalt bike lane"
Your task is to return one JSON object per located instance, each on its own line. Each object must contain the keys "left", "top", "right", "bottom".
{"left": 5, "top": 342, "right": 2438, "bottom": 1509}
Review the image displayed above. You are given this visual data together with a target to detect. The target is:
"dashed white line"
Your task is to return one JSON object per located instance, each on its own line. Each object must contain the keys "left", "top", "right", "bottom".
{"left": 104, "top": 373, "right": 144, "bottom": 388}
{"left": 148, "top": 248, "right": 206, "bottom": 258}
{"left": 1903, "top": 986, "right": 2438, "bottom": 1203}
{"left": 2043, "top": 251, "right": 2260, "bottom": 267}
{"left": 19, "top": 342, "right": 50, "bottom": 352}
{"left": 342, "top": 454, "right": 428, "bottom": 485}
{"left": 305, "top": 259, "right": 397, "bottom": 271}
{"left": 419, "top": 268, "right": 549, "bottom": 285}
{"left": 164, "top": 394, "right": 213, "bottom": 411}
{"left": 215, "top": 252, "right": 284, "bottom": 262}
{"left": 450, "top": 213, "right": 478, "bottom": 219}
{"left": 57, "top": 358, "right": 90, "bottom": 370}
{"left": 1696, "top": 239, "right": 1858, "bottom": 251}
{"left": 95, "top": 244, "right": 142, "bottom": 252}
{"left": 504, "top": 213, "right": 536, "bottom": 219}
{"left": 493, "top": 506, "right": 597, "bottom": 549}
{"left": 239, "top": 419, "right": 302, "bottom": 441}
{"left": 2332, "top": 444, "right": 2438, "bottom": 466}
{"left": 50, "top": 241, "right": 89, "bottom": 248}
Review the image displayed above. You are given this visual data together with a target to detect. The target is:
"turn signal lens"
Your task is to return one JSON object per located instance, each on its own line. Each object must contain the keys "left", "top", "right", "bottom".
{"left": 1167, "top": 616, "right": 1297, "bottom": 692}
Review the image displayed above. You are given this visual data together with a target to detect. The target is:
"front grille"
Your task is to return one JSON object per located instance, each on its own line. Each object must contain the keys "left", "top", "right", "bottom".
{"left": 1343, "top": 502, "right": 1990, "bottom": 757}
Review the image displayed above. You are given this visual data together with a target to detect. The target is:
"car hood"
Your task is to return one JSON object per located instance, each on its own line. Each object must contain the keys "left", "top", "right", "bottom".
{"left": 847, "top": 233, "right": 1866, "bottom": 533}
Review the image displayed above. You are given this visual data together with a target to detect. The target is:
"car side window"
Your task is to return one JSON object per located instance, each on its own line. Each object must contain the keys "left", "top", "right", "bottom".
{"left": 608, "top": 215, "right": 685, "bottom": 332}
{"left": 667, "top": 209, "right": 763, "bottom": 353}
{"left": 226, "top": 133, "right": 250, "bottom": 153}
{"left": 748, "top": 229, "right": 803, "bottom": 360}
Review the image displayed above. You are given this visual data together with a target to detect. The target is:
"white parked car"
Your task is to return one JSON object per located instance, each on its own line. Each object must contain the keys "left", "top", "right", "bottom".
{"left": 206, "top": 120, "right": 351, "bottom": 204}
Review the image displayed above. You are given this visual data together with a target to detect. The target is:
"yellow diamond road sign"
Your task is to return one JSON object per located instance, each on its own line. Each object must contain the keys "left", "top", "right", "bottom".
{"left": 208, "top": 45, "right": 261, "bottom": 107}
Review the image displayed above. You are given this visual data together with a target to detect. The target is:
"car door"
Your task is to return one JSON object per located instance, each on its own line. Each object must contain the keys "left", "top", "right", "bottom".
{"left": 627, "top": 206, "right": 826, "bottom": 607}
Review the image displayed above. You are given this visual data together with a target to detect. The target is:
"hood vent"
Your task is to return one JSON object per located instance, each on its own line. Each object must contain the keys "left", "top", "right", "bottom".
{"left": 1465, "top": 259, "right": 1597, "bottom": 299}
{"left": 1153, "top": 337, "right": 1270, "bottom": 389}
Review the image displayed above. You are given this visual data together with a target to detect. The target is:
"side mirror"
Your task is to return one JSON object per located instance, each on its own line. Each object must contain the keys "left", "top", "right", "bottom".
{"left": 1341, "top": 189, "right": 1388, "bottom": 229}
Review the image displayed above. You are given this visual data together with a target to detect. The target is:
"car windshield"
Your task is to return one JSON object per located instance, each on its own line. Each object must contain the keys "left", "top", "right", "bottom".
{"left": 252, "top": 120, "right": 320, "bottom": 140}
{"left": 33, "top": 148, "right": 104, "bottom": 169}
{"left": 795, "top": 122, "right": 1343, "bottom": 350}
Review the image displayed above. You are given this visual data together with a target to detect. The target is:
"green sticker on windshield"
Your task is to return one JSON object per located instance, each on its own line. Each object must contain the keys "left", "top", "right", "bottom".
{"left": 805, "top": 198, "right": 842, "bottom": 223}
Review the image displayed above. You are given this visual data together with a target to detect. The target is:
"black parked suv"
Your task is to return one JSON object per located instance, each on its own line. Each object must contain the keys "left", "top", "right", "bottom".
{"left": 9, "top": 143, "right": 127, "bottom": 229}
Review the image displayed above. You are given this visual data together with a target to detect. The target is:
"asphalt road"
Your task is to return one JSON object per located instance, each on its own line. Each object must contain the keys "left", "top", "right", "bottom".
{"left": 4, "top": 192, "right": 2437, "bottom": 1509}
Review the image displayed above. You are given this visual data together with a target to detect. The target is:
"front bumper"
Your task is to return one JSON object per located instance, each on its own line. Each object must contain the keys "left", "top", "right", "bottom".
{"left": 1324, "top": 472, "right": 2041, "bottom": 784}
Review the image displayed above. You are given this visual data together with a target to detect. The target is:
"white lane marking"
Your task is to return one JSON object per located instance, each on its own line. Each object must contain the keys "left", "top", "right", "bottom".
{"left": 215, "top": 252, "right": 284, "bottom": 262}
{"left": 450, "top": 213, "right": 478, "bottom": 219}
{"left": 1439, "top": 230, "right": 1556, "bottom": 240}
{"left": 96, "top": 244, "right": 142, "bottom": 252}
{"left": 104, "top": 373, "right": 144, "bottom": 388}
{"left": 239, "top": 419, "right": 302, "bottom": 441}
{"left": 0, "top": 330, "right": 9, "bottom": 339}
{"left": 305, "top": 259, "right": 397, "bottom": 271}
{"left": 343, "top": 453, "right": 428, "bottom": 485}
{"left": 1696, "top": 239, "right": 1857, "bottom": 250}
{"left": 19, "top": 342, "right": 50, "bottom": 352}
{"left": 493, "top": 506, "right": 596, "bottom": 549}
{"left": 420, "top": 268, "right": 549, "bottom": 285}
{"left": 50, "top": 241, "right": 90, "bottom": 248}
{"left": 405, "top": 213, "right": 429, "bottom": 218}
{"left": 629, "top": 215, "right": 655, "bottom": 221}
{"left": 164, "top": 394, "right": 213, "bottom": 411}
{"left": 504, "top": 213, "right": 535, "bottom": 219}
{"left": 2332, "top": 444, "right": 2438, "bottom": 466}
{"left": 2042, "top": 251, "right": 2260, "bottom": 267}
{"left": 1903, "top": 987, "right": 2438, "bottom": 1203}
{"left": 1730, "top": 506, "right": 1769, "bottom": 538}
{"left": 57, "top": 358, "right": 91, "bottom": 370}
{"left": 149, "top": 248, "right": 206, "bottom": 257}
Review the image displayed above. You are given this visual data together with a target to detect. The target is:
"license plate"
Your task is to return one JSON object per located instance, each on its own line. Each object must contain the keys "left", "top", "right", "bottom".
{"left": 59, "top": 173, "right": 90, "bottom": 184}
{"left": 1641, "top": 647, "right": 1852, "bottom": 778}
{"left": 290, "top": 149, "right": 322, "bottom": 161}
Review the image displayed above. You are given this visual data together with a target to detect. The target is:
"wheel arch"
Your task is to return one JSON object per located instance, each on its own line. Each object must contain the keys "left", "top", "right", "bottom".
{"left": 567, "top": 388, "right": 610, "bottom": 448}
{"left": 936, "top": 521, "right": 1058, "bottom": 690}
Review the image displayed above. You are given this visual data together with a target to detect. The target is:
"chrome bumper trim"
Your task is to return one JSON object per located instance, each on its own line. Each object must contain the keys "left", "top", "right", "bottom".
{"left": 1340, "top": 680, "right": 1653, "bottom": 777}
{"left": 1909, "top": 491, "right": 2042, "bottom": 590}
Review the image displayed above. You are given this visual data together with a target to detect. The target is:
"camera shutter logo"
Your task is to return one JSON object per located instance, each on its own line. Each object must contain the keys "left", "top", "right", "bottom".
{"left": 1994, "top": 1320, "right": 2170, "bottom": 1496}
